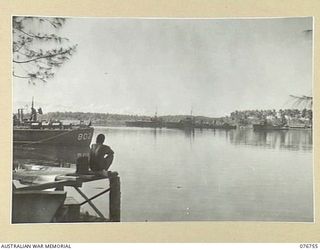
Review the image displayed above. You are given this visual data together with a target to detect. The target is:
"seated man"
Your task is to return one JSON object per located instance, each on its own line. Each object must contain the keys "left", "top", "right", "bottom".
{"left": 89, "top": 134, "right": 114, "bottom": 176}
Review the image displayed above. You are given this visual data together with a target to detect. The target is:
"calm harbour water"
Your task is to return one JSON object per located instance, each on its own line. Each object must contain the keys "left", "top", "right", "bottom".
{"left": 15, "top": 127, "right": 314, "bottom": 222}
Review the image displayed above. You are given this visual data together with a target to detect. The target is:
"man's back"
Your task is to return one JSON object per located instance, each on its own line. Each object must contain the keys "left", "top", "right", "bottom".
{"left": 89, "top": 143, "right": 114, "bottom": 171}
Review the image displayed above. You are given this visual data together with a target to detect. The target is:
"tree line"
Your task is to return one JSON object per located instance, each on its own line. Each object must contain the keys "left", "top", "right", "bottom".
{"left": 229, "top": 109, "right": 312, "bottom": 126}
{"left": 34, "top": 108, "right": 312, "bottom": 127}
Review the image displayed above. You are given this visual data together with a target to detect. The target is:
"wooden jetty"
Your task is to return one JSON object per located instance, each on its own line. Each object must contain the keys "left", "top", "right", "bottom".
{"left": 12, "top": 168, "right": 121, "bottom": 223}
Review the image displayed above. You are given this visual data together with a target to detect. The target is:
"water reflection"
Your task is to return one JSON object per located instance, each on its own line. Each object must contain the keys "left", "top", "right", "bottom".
{"left": 12, "top": 126, "right": 313, "bottom": 221}
{"left": 13, "top": 145, "right": 90, "bottom": 166}
{"left": 94, "top": 126, "right": 312, "bottom": 152}
{"left": 184, "top": 128, "right": 195, "bottom": 139}
{"left": 227, "top": 129, "right": 312, "bottom": 151}
{"left": 13, "top": 128, "right": 311, "bottom": 167}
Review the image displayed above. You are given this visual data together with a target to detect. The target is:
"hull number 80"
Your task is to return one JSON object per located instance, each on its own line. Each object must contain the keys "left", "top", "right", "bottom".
{"left": 77, "top": 133, "right": 92, "bottom": 141}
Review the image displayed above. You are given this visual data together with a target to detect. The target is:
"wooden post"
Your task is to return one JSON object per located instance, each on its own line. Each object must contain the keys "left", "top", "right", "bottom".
{"left": 109, "top": 172, "right": 121, "bottom": 222}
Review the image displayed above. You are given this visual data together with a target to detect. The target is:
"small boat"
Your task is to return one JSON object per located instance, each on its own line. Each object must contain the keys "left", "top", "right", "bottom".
{"left": 287, "top": 120, "right": 312, "bottom": 129}
{"left": 288, "top": 125, "right": 312, "bottom": 130}
{"left": 13, "top": 99, "right": 94, "bottom": 146}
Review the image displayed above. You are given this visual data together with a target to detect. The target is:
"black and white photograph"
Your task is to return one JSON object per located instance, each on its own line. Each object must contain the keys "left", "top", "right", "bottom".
{"left": 12, "top": 16, "right": 313, "bottom": 223}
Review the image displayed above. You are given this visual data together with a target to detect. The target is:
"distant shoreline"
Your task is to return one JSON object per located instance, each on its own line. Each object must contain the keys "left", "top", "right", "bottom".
{"left": 13, "top": 108, "right": 312, "bottom": 128}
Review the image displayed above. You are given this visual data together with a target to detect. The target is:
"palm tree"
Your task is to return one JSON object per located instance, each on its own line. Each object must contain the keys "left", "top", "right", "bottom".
{"left": 289, "top": 95, "right": 313, "bottom": 109}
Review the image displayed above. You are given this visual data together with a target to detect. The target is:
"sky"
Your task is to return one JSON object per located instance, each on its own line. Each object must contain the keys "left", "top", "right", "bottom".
{"left": 13, "top": 17, "right": 313, "bottom": 117}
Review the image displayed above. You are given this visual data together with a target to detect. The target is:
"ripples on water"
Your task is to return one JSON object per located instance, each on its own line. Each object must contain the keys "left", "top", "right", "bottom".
{"left": 13, "top": 127, "right": 313, "bottom": 222}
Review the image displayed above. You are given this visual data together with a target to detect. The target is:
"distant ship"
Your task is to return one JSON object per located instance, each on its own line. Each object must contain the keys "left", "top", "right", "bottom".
{"left": 165, "top": 108, "right": 196, "bottom": 130}
{"left": 125, "top": 113, "right": 163, "bottom": 128}
{"left": 166, "top": 117, "right": 236, "bottom": 130}
{"left": 166, "top": 117, "right": 195, "bottom": 129}
{"left": 126, "top": 109, "right": 237, "bottom": 130}
{"left": 13, "top": 99, "right": 94, "bottom": 146}
{"left": 193, "top": 120, "right": 236, "bottom": 129}
{"left": 210, "top": 123, "right": 237, "bottom": 129}
{"left": 253, "top": 123, "right": 289, "bottom": 131}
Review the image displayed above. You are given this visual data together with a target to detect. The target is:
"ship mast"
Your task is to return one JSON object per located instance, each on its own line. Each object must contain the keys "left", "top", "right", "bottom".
{"left": 31, "top": 96, "right": 35, "bottom": 113}
{"left": 30, "top": 96, "right": 37, "bottom": 121}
